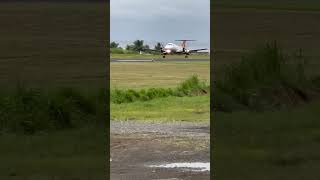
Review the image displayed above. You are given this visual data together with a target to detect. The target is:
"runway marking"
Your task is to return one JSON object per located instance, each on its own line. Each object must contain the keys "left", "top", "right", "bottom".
{"left": 111, "top": 59, "right": 210, "bottom": 63}
{"left": 114, "top": 59, "right": 154, "bottom": 62}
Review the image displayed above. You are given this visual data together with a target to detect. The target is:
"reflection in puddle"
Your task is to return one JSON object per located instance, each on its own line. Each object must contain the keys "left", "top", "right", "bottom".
{"left": 147, "top": 162, "right": 210, "bottom": 172}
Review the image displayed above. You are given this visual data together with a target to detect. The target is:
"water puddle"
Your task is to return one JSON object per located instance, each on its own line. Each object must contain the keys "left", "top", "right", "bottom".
{"left": 147, "top": 162, "right": 210, "bottom": 172}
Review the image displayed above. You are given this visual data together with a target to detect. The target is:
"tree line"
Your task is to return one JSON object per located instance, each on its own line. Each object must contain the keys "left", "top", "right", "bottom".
{"left": 110, "top": 40, "right": 162, "bottom": 53}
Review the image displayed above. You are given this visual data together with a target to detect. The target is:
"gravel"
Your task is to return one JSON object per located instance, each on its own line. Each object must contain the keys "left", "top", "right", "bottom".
{"left": 110, "top": 120, "right": 210, "bottom": 139}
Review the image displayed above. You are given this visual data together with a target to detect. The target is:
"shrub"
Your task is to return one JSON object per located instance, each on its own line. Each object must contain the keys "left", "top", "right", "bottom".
{"left": 175, "top": 74, "right": 208, "bottom": 96}
{"left": 110, "top": 48, "right": 125, "bottom": 54}
{"left": 213, "top": 41, "right": 318, "bottom": 111}
{"left": 0, "top": 87, "right": 103, "bottom": 134}
{"left": 110, "top": 75, "right": 209, "bottom": 104}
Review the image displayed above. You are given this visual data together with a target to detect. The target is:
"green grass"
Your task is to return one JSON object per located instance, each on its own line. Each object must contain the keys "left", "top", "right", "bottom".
{"left": 111, "top": 95, "right": 209, "bottom": 122}
{"left": 111, "top": 62, "right": 210, "bottom": 89}
{"left": 111, "top": 53, "right": 209, "bottom": 60}
{"left": 214, "top": 102, "right": 320, "bottom": 179}
{"left": 0, "top": 126, "right": 106, "bottom": 180}
{"left": 213, "top": 41, "right": 320, "bottom": 179}
{"left": 0, "top": 2, "right": 108, "bottom": 178}
{"left": 0, "top": 2, "right": 107, "bottom": 88}
{"left": 111, "top": 75, "right": 209, "bottom": 104}
{"left": 0, "top": 87, "right": 107, "bottom": 134}
{"left": 0, "top": 87, "right": 107, "bottom": 179}
{"left": 214, "top": 42, "right": 320, "bottom": 111}
{"left": 111, "top": 75, "right": 210, "bottom": 122}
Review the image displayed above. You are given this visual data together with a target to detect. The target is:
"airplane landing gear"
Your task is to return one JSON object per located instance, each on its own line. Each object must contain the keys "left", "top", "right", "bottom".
{"left": 185, "top": 55, "right": 188, "bottom": 59}
{"left": 163, "top": 55, "right": 166, "bottom": 58}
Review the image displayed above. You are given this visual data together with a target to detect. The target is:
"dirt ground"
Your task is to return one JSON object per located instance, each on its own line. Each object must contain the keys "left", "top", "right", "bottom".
{"left": 110, "top": 121, "right": 210, "bottom": 180}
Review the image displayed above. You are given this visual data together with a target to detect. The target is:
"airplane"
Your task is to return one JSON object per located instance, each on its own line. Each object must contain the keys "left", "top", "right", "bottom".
{"left": 157, "top": 40, "right": 208, "bottom": 58}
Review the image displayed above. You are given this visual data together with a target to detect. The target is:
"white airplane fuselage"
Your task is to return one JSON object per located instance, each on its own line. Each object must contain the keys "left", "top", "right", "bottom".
{"left": 163, "top": 43, "right": 188, "bottom": 55}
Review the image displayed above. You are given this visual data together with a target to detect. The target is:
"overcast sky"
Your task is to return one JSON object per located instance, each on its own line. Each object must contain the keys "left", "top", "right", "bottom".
{"left": 111, "top": 0, "right": 210, "bottom": 49}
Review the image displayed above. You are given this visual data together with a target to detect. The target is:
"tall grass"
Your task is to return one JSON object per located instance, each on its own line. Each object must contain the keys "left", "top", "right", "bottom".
{"left": 111, "top": 75, "right": 209, "bottom": 104}
{"left": 214, "top": 41, "right": 319, "bottom": 111}
{"left": 0, "top": 87, "right": 107, "bottom": 134}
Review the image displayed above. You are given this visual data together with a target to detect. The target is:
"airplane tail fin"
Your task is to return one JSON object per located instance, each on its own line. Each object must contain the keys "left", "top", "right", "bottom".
{"left": 175, "top": 40, "right": 196, "bottom": 49}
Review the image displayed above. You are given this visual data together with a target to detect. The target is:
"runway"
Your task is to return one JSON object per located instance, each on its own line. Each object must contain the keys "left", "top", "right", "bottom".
{"left": 111, "top": 58, "right": 210, "bottom": 63}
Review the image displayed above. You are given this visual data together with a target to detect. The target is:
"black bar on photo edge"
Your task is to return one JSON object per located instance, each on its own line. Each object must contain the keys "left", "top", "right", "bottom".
{"left": 210, "top": 1, "right": 214, "bottom": 179}
{"left": 106, "top": 1, "right": 111, "bottom": 180}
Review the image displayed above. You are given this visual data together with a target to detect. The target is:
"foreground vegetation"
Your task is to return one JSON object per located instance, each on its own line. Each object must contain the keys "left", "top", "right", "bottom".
{"left": 0, "top": 87, "right": 107, "bottom": 179}
{"left": 111, "top": 75, "right": 209, "bottom": 103}
{"left": 214, "top": 102, "right": 320, "bottom": 179}
{"left": 0, "top": 87, "right": 107, "bottom": 134}
{"left": 111, "top": 96, "right": 209, "bottom": 122}
{"left": 214, "top": 42, "right": 320, "bottom": 112}
{"left": 0, "top": 2, "right": 108, "bottom": 178}
{"left": 110, "top": 60, "right": 210, "bottom": 121}
{"left": 213, "top": 42, "right": 320, "bottom": 179}
{"left": 111, "top": 75, "right": 210, "bottom": 122}
{"left": 0, "top": 126, "right": 106, "bottom": 179}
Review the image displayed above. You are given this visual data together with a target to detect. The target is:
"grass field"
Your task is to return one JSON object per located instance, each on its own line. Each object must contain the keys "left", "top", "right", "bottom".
{"left": 0, "top": 2, "right": 108, "bottom": 178}
{"left": 212, "top": 5, "right": 320, "bottom": 79}
{"left": 214, "top": 102, "right": 320, "bottom": 179}
{"left": 111, "top": 62, "right": 210, "bottom": 89}
{"left": 211, "top": 4, "right": 320, "bottom": 179}
{"left": 0, "top": 2, "right": 107, "bottom": 88}
{"left": 211, "top": 39, "right": 320, "bottom": 179}
{"left": 0, "top": 126, "right": 106, "bottom": 180}
{"left": 111, "top": 95, "right": 209, "bottom": 122}
{"left": 110, "top": 61, "right": 210, "bottom": 121}
{"left": 111, "top": 53, "right": 210, "bottom": 60}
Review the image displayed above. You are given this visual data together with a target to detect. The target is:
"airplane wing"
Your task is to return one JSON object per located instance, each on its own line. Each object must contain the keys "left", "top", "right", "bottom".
{"left": 188, "top": 48, "right": 208, "bottom": 53}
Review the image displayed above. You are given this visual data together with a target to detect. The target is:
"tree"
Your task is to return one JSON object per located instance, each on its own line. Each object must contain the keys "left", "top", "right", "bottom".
{"left": 144, "top": 44, "right": 150, "bottom": 50}
{"left": 110, "top": 41, "right": 119, "bottom": 48}
{"left": 125, "top": 40, "right": 151, "bottom": 53}
{"left": 132, "top": 40, "right": 145, "bottom": 52}
{"left": 126, "top": 45, "right": 133, "bottom": 51}
{"left": 154, "top": 42, "right": 162, "bottom": 51}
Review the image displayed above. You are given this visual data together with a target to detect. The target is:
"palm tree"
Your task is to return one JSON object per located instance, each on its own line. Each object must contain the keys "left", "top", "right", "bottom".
{"left": 132, "top": 40, "right": 144, "bottom": 52}
{"left": 154, "top": 42, "right": 162, "bottom": 51}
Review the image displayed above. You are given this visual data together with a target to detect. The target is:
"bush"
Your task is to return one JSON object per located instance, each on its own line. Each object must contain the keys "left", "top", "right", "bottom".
{"left": 110, "top": 48, "right": 125, "bottom": 54}
{"left": 214, "top": 41, "right": 319, "bottom": 111}
{"left": 0, "top": 87, "right": 105, "bottom": 134}
{"left": 175, "top": 74, "right": 208, "bottom": 96}
{"left": 110, "top": 75, "right": 209, "bottom": 104}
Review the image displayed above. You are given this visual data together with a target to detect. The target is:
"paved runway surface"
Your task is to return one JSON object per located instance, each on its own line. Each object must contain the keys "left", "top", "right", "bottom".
{"left": 111, "top": 121, "right": 210, "bottom": 180}
{"left": 111, "top": 58, "right": 210, "bottom": 62}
